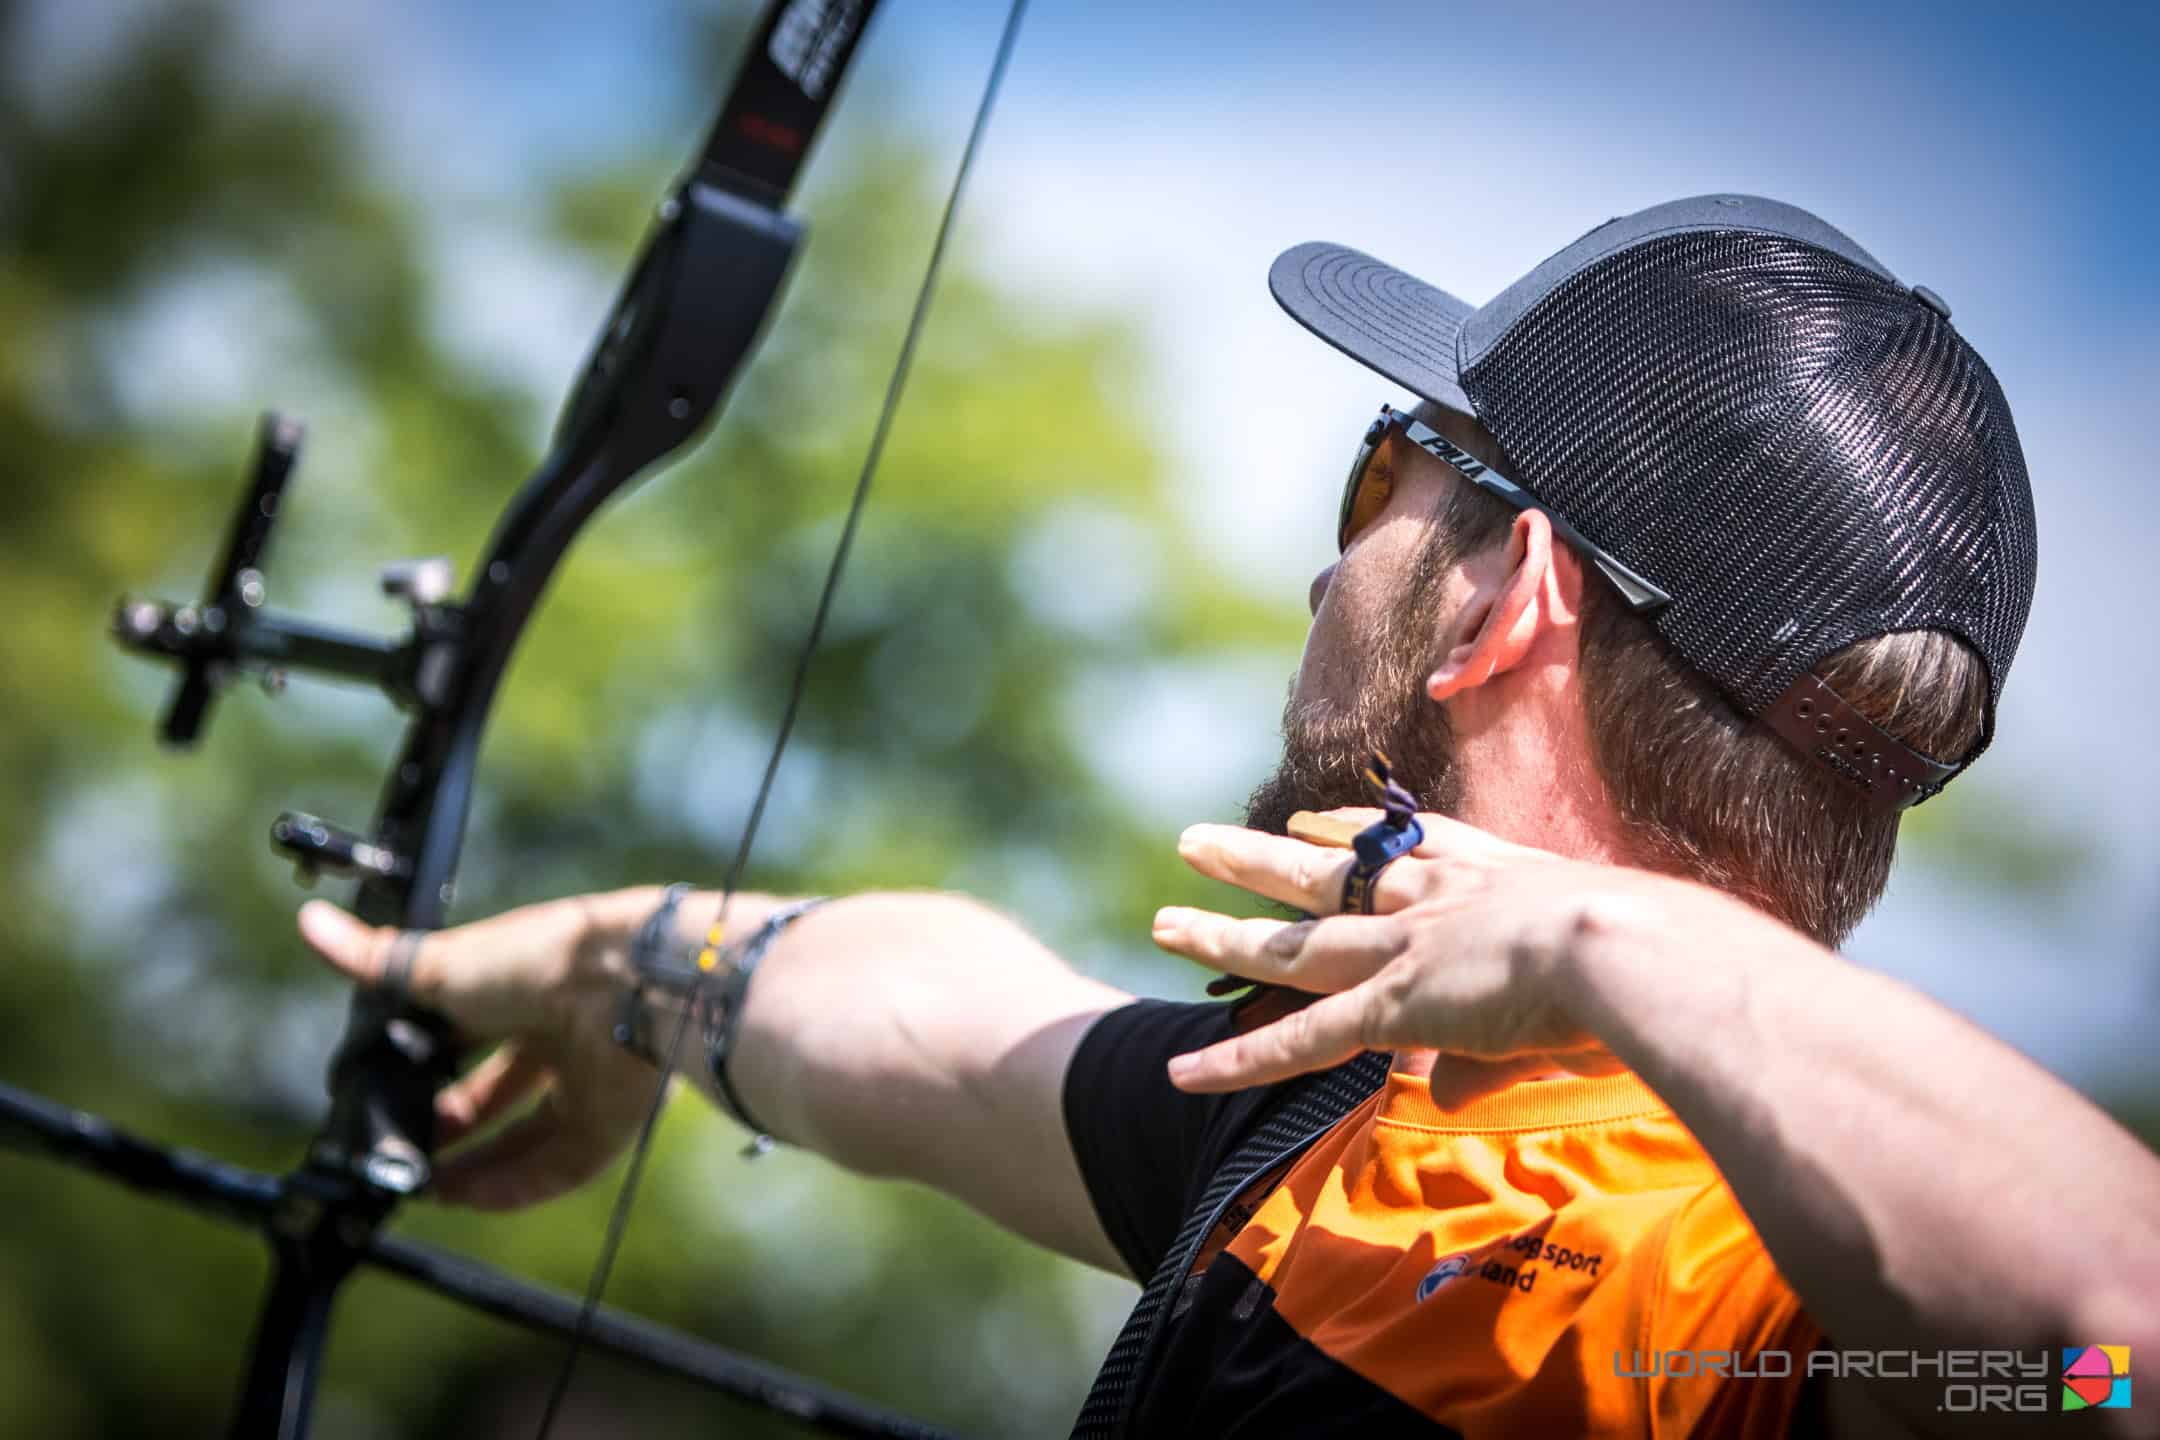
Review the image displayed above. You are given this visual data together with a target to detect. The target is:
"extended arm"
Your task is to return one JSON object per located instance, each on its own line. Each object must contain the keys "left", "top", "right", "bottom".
{"left": 297, "top": 888, "right": 1135, "bottom": 1275}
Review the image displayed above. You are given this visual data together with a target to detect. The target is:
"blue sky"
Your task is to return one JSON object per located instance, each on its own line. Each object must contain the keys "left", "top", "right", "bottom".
{"left": 34, "top": 0, "right": 2159, "bottom": 1091}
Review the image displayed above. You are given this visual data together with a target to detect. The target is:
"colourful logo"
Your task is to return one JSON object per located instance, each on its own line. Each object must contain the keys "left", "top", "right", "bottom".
{"left": 2062, "top": 1345, "right": 2130, "bottom": 1411}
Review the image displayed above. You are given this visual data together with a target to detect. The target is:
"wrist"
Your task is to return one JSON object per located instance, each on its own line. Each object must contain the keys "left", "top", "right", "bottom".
{"left": 1543, "top": 872, "right": 1696, "bottom": 1035}
{"left": 1552, "top": 871, "right": 1815, "bottom": 1052}
{"left": 579, "top": 887, "right": 798, "bottom": 963}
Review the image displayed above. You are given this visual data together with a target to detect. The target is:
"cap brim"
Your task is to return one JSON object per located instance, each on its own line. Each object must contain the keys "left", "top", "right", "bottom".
{"left": 1269, "top": 242, "right": 1476, "bottom": 414}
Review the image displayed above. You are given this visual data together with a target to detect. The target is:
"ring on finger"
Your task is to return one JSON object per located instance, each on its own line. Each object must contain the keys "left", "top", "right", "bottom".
{"left": 1341, "top": 751, "right": 1424, "bottom": 915}
{"left": 378, "top": 928, "right": 426, "bottom": 1002}
{"left": 1342, "top": 814, "right": 1422, "bottom": 914}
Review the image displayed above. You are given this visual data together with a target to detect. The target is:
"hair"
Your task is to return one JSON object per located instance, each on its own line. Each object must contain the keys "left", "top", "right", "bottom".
{"left": 1420, "top": 420, "right": 1989, "bottom": 948}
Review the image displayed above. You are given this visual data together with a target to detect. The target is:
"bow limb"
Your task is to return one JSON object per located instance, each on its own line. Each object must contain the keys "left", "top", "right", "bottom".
{"left": 532, "top": 3, "right": 1034, "bottom": 1435}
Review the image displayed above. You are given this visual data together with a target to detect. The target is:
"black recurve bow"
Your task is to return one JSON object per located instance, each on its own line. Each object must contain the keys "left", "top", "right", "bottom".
{"left": 0, "top": 0, "right": 1030, "bottom": 1435}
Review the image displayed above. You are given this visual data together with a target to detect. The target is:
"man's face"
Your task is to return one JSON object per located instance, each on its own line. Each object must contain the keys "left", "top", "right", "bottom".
{"left": 1244, "top": 402, "right": 1491, "bottom": 835}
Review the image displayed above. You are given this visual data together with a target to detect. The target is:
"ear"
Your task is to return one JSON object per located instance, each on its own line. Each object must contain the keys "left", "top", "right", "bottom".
{"left": 1427, "top": 510, "right": 1586, "bottom": 702}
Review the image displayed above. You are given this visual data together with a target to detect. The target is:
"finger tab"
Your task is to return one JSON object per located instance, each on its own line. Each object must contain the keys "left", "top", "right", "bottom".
{"left": 1287, "top": 812, "right": 1365, "bottom": 849}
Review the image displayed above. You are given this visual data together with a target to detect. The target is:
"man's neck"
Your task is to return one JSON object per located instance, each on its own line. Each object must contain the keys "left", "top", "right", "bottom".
{"left": 1452, "top": 760, "right": 1632, "bottom": 862}
{"left": 1448, "top": 686, "right": 1634, "bottom": 865}
{"left": 1398, "top": 685, "right": 1636, "bottom": 1101}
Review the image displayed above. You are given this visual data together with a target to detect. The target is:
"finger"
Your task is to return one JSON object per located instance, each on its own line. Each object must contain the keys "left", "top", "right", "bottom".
{"left": 432, "top": 1103, "right": 595, "bottom": 1211}
{"left": 1166, "top": 984, "right": 1377, "bottom": 1093}
{"left": 1153, "top": 906, "right": 1402, "bottom": 993}
{"left": 1176, "top": 822, "right": 1419, "bottom": 917}
{"left": 1549, "top": 1047, "right": 1629, "bottom": 1079}
{"left": 300, "top": 901, "right": 567, "bottom": 1040}
{"left": 297, "top": 901, "right": 389, "bottom": 985}
{"left": 1403, "top": 809, "right": 1536, "bottom": 861}
{"left": 435, "top": 1044, "right": 551, "bottom": 1148}
{"left": 1289, "top": 806, "right": 1532, "bottom": 863}
{"left": 298, "top": 901, "right": 446, "bottom": 1006}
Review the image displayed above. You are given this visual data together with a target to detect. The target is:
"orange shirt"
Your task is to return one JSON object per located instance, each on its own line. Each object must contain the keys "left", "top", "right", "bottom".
{"left": 1201, "top": 1067, "right": 1823, "bottom": 1437}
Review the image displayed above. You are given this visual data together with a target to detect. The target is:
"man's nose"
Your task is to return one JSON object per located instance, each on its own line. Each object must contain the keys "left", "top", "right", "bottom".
{"left": 1308, "top": 562, "right": 1336, "bottom": 617}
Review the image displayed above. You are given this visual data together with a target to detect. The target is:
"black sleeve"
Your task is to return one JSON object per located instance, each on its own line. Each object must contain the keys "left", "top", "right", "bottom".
{"left": 1061, "top": 998, "right": 1281, "bottom": 1282}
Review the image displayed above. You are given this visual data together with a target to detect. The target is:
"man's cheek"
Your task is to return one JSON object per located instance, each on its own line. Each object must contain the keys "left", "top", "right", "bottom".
{"left": 1293, "top": 598, "right": 1357, "bottom": 707}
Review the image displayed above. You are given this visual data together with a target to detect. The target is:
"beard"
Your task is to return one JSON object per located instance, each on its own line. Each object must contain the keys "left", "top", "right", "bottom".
{"left": 1244, "top": 550, "right": 1465, "bottom": 837}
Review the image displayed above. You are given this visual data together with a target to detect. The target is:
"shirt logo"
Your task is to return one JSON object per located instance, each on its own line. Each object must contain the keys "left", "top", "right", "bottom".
{"left": 1414, "top": 1254, "right": 1471, "bottom": 1302}
{"left": 1414, "top": 1228, "right": 1606, "bottom": 1302}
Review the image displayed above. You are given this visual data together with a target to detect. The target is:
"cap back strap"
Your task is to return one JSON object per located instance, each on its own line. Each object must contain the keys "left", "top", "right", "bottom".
{"left": 1760, "top": 672, "right": 1959, "bottom": 814}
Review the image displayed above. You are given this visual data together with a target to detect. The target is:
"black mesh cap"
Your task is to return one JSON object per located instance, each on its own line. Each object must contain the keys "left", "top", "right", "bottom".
{"left": 1269, "top": 194, "right": 2038, "bottom": 811}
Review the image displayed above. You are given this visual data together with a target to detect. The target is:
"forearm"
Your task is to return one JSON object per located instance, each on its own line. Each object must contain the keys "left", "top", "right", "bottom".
{"left": 584, "top": 885, "right": 1129, "bottom": 1264}
{"left": 726, "top": 890, "right": 1089, "bottom": 1174}
{"left": 587, "top": 887, "right": 1037, "bottom": 1163}
{"left": 1562, "top": 884, "right": 2160, "bottom": 1378}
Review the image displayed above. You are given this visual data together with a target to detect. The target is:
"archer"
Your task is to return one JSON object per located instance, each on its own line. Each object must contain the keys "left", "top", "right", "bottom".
{"left": 296, "top": 195, "right": 2160, "bottom": 1439}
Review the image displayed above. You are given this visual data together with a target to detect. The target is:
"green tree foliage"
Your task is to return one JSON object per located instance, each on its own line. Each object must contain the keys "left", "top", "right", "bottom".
{"left": 9, "top": 7, "right": 2133, "bottom": 1440}
{"left": 0, "top": 4, "right": 1299, "bottom": 1435}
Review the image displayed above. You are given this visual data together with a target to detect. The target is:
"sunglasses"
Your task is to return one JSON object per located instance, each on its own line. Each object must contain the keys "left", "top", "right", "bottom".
{"left": 1340, "top": 405, "right": 1671, "bottom": 614}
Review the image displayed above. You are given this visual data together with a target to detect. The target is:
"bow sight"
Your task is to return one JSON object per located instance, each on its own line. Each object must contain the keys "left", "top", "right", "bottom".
{"left": 0, "top": 0, "right": 972, "bottom": 1435}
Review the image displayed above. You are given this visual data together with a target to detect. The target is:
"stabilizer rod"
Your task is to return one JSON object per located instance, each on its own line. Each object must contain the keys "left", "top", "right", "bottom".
{"left": 0, "top": 1081, "right": 953, "bottom": 1439}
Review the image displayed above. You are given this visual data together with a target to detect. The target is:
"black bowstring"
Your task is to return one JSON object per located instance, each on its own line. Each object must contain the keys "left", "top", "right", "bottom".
{"left": 531, "top": 1, "right": 1032, "bottom": 1433}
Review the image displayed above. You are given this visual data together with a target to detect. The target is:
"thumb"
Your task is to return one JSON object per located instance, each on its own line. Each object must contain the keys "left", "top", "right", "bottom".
{"left": 297, "top": 900, "right": 384, "bottom": 984}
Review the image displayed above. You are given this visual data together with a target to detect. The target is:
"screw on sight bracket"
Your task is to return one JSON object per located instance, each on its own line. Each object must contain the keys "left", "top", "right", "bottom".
{"left": 270, "top": 811, "right": 411, "bottom": 886}
{"left": 379, "top": 556, "right": 455, "bottom": 609}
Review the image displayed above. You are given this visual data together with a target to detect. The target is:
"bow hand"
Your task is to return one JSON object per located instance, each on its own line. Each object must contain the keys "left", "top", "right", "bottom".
{"left": 295, "top": 891, "right": 777, "bottom": 1209}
